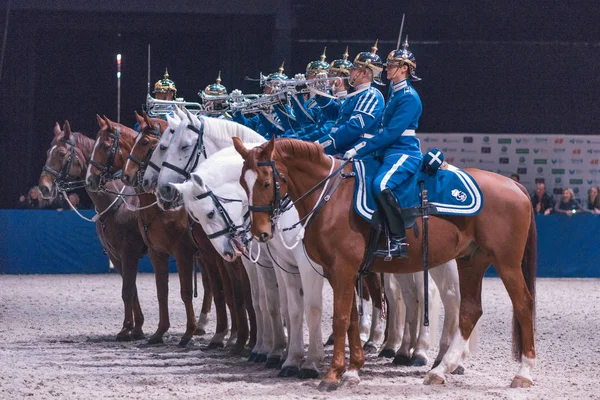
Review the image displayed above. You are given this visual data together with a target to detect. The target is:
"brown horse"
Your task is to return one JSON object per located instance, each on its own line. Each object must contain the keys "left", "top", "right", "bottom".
{"left": 39, "top": 121, "right": 147, "bottom": 341}
{"left": 233, "top": 137, "right": 536, "bottom": 391}
{"left": 108, "top": 113, "right": 255, "bottom": 353}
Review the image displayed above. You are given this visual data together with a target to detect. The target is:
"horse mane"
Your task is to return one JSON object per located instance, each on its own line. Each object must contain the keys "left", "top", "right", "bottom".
{"left": 72, "top": 131, "right": 96, "bottom": 161}
{"left": 201, "top": 116, "right": 266, "bottom": 145}
{"left": 275, "top": 138, "right": 328, "bottom": 165}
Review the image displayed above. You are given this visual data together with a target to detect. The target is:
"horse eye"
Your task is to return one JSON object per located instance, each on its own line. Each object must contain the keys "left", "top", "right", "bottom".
{"left": 160, "top": 145, "right": 168, "bottom": 151}
{"left": 141, "top": 140, "right": 149, "bottom": 146}
{"left": 181, "top": 145, "right": 190, "bottom": 151}
{"left": 207, "top": 210, "right": 215, "bottom": 219}
{"left": 263, "top": 181, "right": 271, "bottom": 188}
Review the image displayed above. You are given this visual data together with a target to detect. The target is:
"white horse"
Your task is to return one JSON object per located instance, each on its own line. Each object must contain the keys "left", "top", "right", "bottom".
{"left": 173, "top": 144, "right": 328, "bottom": 378}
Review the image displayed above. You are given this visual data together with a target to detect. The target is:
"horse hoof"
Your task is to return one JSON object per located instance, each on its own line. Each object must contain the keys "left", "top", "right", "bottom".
{"left": 247, "top": 352, "right": 258, "bottom": 362}
{"left": 206, "top": 341, "right": 224, "bottom": 349}
{"left": 254, "top": 353, "right": 267, "bottom": 363}
{"left": 298, "top": 368, "right": 319, "bottom": 379}
{"left": 277, "top": 359, "right": 285, "bottom": 370}
{"left": 317, "top": 380, "right": 338, "bottom": 392}
{"left": 451, "top": 365, "right": 465, "bottom": 375}
{"left": 230, "top": 346, "right": 245, "bottom": 356}
{"left": 147, "top": 335, "right": 164, "bottom": 345}
{"left": 510, "top": 376, "right": 533, "bottom": 388}
{"left": 341, "top": 371, "right": 360, "bottom": 387}
{"left": 265, "top": 356, "right": 280, "bottom": 369}
{"left": 378, "top": 348, "right": 396, "bottom": 358}
{"left": 193, "top": 328, "right": 206, "bottom": 336}
{"left": 178, "top": 337, "right": 191, "bottom": 347}
{"left": 324, "top": 336, "right": 334, "bottom": 346}
{"left": 410, "top": 355, "right": 428, "bottom": 367}
{"left": 116, "top": 332, "right": 132, "bottom": 342}
{"left": 423, "top": 372, "right": 445, "bottom": 385}
{"left": 363, "top": 341, "right": 378, "bottom": 354}
{"left": 277, "top": 366, "right": 299, "bottom": 378}
{"left": 392, "top": 354, "right": 411, "bottom": 366}
{"left": 130, "top": 331, "right": 145, "bottom": 341}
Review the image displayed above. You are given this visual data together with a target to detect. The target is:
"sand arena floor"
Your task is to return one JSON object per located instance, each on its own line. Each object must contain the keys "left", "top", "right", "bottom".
{"left": 1, "top": 274, "right": 599, "bottom": 399}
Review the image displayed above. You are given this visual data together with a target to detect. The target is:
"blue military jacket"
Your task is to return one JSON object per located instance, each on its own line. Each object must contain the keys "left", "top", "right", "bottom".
{"left": 354, "top": 79, "right": 422, "bottom": 158}
{"left": 316, "top": 83, "right": 384, "bottom": 155}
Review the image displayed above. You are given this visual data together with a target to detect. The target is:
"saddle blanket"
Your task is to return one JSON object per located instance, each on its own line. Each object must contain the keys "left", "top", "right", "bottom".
{"left": 353, "top": 155, "right": 484, "bottom": 222}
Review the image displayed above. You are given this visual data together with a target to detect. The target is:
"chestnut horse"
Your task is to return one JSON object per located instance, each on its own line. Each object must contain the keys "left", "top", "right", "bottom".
{"left": 233, "top": 137, "right": 536, "bottom": 391}
{"left": 39, "top": 121, "right": 147, "bottom": 341}
{"left": 119, "top": 112, "right": 255, "bottom": 353}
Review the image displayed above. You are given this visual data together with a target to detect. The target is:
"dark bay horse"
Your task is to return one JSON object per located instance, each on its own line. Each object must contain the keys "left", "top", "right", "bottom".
{"left": 233, "top": 137, "right": 536, "bottom": 391}
{"left": 39, "top": 121, "right": 147, "bottom": 341}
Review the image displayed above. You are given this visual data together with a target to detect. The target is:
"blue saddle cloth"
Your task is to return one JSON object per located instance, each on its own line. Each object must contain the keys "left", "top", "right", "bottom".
{"left": 353, "top": 155, "right": 484, "bottom": 222}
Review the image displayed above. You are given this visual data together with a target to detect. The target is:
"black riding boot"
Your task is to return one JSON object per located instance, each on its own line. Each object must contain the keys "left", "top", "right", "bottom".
{"left": 374, "top": 188, "right": 408, "bottom": 259}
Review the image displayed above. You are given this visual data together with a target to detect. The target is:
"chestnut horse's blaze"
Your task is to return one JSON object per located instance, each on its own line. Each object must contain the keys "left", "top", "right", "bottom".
{"left": 233, "top": 136, "right": 536, "bottom": 391}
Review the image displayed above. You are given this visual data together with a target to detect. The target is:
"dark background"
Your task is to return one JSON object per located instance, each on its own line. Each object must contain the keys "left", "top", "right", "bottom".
{"left": 0, "top": 0, "right": 599, "bottom": 208}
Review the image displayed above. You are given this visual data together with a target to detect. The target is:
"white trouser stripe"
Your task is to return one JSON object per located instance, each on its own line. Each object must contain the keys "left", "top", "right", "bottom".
{"left": 401, "top": 129, "right": 416, "bottom": 136}
{"left": 361, "top": 133, "right": 374, "bottom": 139}
{"left": 380, "top": 154, "right": 409, "bottom": 192}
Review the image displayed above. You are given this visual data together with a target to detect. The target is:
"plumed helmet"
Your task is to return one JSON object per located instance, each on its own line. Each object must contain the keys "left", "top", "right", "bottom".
{"left": 266, "top": 61, "right": 288, "bottom": 81}
{"left": 352, "top": 40, "right": 384, "bottom": 85}
{"left": 306, "top": 47, "right": 330, "bottom": 77}
{"left": 153, "top": 68, "right": 177, "bottom": 95}
{"left": 204, "top": 71, "right": 228, "bottom": 95}
{"left": 329, "top": 47, "right": 354, "bottom": 77}
{"left": 386, "top": 36, "right": 421, "bottom": 81}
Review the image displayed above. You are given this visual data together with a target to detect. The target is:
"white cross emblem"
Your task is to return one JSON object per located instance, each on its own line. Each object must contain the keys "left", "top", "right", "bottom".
{"left": 428, "top": 150, "right": 442, "bottom": 166}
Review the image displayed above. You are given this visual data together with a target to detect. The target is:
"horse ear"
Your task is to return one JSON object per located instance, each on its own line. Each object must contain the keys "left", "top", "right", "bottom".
{"left": 96, "top": 114, "right": 105, "bottom": 128}
{"left": 232, "top": 137, "right": 249, "bottom": 160}
{"left": 63, "top": 121, "right": 72, "bottom": 140}
{"left": 102, "top": 115, "right": 113, "bottom": 131}
{"left": 191, "top": 172, "right": 205, "bottom": 189}
{"left": 143, "top": 112, "right": 153, "bottom": 130}
{"left": 135, "top": 111, "right": 144, "bottom": 126}
{"left": 264, "top": 137, "right": 276, "bottom": 160}
{"left": 54, "top": 122, "right": 61, "bottom": 136}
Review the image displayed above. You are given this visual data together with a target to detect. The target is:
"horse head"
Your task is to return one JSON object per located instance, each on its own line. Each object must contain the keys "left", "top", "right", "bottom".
{"left": 122, "top": 112, "right": 168, "bottom": 188}
{"left": 39, "top": 121, "right": 87, "bottom": 200}
{"left": 86, "top": 115, "right": 126, "bottom": 191}
{"left": 141, "top": 112, "right": 182, "bottom": 194}
{"left": 234, "top": 136, "right": 288, "bottom": 242}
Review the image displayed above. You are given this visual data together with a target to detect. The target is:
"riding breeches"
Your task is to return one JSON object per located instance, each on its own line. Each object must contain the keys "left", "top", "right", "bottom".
{"left": 372, "top": 153, "right": 421, "bottom": 197}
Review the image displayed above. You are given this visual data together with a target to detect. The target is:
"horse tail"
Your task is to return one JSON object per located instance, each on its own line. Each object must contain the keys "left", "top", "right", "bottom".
{"left": 513, "top": 185, "right": 537, "bottom": 360}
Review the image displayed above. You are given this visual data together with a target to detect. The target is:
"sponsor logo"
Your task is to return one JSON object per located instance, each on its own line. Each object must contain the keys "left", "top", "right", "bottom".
{"left": 591, "top": 159, "right": 600, "bottom": 165}
{"left": 500, "top": 146, "right": 508, "bottom": 154}
{"left": 423, "top": 137, "right": 440, "bottom": 143}
{"left": 479, "top": 159, "right": 494, "bottom": 164}
{"left": 569, "top": 169, "right": 583, "bottom": 175}
{"left": 571, "top": 159, "right": 584, "bottom": 164}
{"left": 588, "top": 169, "right": 600, "bottom": 175}
{"left": 572, "top": 149, "right": 582, "bottom": 155}
{"left": 587, "top": 149, "right": 600, "bottom": 154}
{"left": 442, "top": 148, "right": 458, "bottom": 152}
{"left": 535, "top": 138, "right": 548, "bottom": 143}
{"left": 451, "top": 189, "right": 467, "bottom": 202}
{"left": 483, "top": 136, "right": 490, "bottom": 143}
{"left": 446, "top": 157, "right": 454, "bottom": 163}
{"left": 570, "top": 179, "right": 583, "bottom": 185}
{"left": 443, "top": 138, "right": 460, "bottom": 143}
{"left": 533, "top": 148, "right": 548, "bottom": 154}
{"left": 463, "top": 136, "right": 473, "bottom": 143}
{"left": 569, "top": 139, "right": 585, "bottom": 144}
{"left": 554, "top": 138, "right": 564, "bottom": 144}
{"left": 499, "top": 157, "right": 509, "bottom": 164}
{"left": 460, "top": 158, "right": 476, "bottom": 163}
{"left": 551, "top": 159, "right": 565, "bottom": 165}
{"left": 537, "top": 167, "right": 544, "bottom": 173}
{"left": 518, "top": 156, "right": 526, "bottom": 164}
{"left": 555, "top": 177, "right": 562, "bottom": 184}
{"left": 517, "top": 167, "right": 527, "bottom": 174}
{"left": 534, "top": 159, "right": 547, "bottom": 164}
{"left": 481, "top": 147, "right": 491, "bottom": 154}
{"left": 461, "top": 149, "right": 477, "bottom": 153}
{"left": 516, "top": 148, "right": 529, "bottom": 154}
{"left": 589, "top": 179, "right": 594, "bottom": 184}
{"left": 553, "top": 148, "right": 566, "bottom": 153}
{"left": 552, "top": 169, "right": 565, "bottom": 175}
{"left": 515, "top": 138, "right": 530, "bottom": 144}
{"left": 574, "top": 187, "right": 580, "bottom": 194}
{"left": 587, "top": 139, "right": 600, "bottom": 144}
{"left": 553, "top": 188, "right": 564, "bottom": 195}
{"left": 498, "top": 138, "right": 512, "bottom": 144}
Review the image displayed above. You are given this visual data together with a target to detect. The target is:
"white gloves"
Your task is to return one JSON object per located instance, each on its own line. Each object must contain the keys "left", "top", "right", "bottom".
{"left": 343, "top": 148, "right": 358, "bottom": 160}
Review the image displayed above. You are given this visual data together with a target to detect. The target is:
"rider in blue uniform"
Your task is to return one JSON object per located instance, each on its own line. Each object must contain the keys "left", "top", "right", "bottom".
{"left": 316, "top": 41, "right": 385, "bottom": 155}
{"left": 298, "top": 47, "right": 354, "bottom": 142}
{"left": 201, "top": 71, "right": 232, "bottom": 120}
{"left": 137, "top": 68, "right": 177, "bottom": 130}
{"left": 343, "top": 37, "right": 423, "bottom": 259}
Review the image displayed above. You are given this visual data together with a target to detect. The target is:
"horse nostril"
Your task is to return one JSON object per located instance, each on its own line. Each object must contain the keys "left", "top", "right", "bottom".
{"left": 40, "top": 186, "right": 49, "bottom": 196}
{"left": 122, "top": 175, "right": 130, "bottom": 185}
{"left": 260, "top": 232, "right": 270, "bottom": 242}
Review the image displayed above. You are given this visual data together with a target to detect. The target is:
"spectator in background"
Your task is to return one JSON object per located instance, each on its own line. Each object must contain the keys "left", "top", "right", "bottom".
{"left": 26, "top": 186, "right": 46, "bottom": 209}
{"left": 16, "top": 193, "right": 28, "bottom": 209}
{"left": 531, "top": 182, "right": 554, "bottom": 215}
{"left": 554, "top": 188, "right": 580, "bottom": 216}
{"left": 510, "top": 173, "right": 520, "bottom": 182}
{"left": 67, "top": 193, "right": 80, "bottom": 209}
{"left": 584, "top": 186, "right": 600, "bottom": 214}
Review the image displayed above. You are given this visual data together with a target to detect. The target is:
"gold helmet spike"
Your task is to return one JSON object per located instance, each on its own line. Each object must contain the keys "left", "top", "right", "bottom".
{"left": 216, "top": 70, "right": 222, "bottom": 85}
{"left": 403, "top": 35, "right": 409, "bottom": 51}
{"left": 371, "top": 39, "right": 379, "bottom": 55}
{"left": 278, "top": 61, "right": 285, "bottom": 75}
{"left": 343, "top": 46, "right": 349, "bottom": 61}
{"left": 320, "top": 47, "right": 327, "bottom": 62}
{"left": 163, "top": 68, "right": 169, "bottom": 80}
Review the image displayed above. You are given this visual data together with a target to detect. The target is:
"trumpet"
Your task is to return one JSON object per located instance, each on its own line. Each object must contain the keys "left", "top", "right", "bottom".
{"left": 229, "top": 90, "right": 288, "bottom": 115}
{"left": 146, "top": 94, "right": 203, "bottom": 117}
{"left": 265, "top": 74, "right": 347, "bottom": 94}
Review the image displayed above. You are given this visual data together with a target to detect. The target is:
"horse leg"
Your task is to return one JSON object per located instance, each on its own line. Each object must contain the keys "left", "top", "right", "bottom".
{"left": 409, "top": 271, "right": 438, "bottom": 367}
{"left": 357, "top": 279, "right": 372, "bottom": 344}
{"left": 241, "top": 264, "right": 257, "bottom": 352}
{"left": 240, "top": 258, "right": 264, "bottom": 361}
{"left": 195, "top": 255, "right": 212, "bottom": 336}
{"left": 379, "top": 273, "right": 405, "bottom": 358}
{"left": 341, "top": 295, "right": 365, "bottom": 387}
{"left": 296, "top": 252, "right": 324, "bottom": 379}
{"left": 117, "top": 252, "right": 141, "bottom": 342}
{"left": 393, "top": 273, "right": 418, "bottom": 366}
{"left": 174, "top": 251, "right": 197, "bottom": 346}
{"left": 147, "top": 250, "right": 170, "bottom": 344}
{"left": 131, "top": 286, "right": 145, "bottom": 340}
{"left": 276, "top": 263, "right": 305, "bottom": 378}
{"left": 109, "top": 258, "right": 131, "bottom": 340}
{"left": 224, "top": 261, "right": 249, "bottom": 355}
{"left": 256, "top": 263, "right": 286, "bottom": 368}
{"left": 205, "top": 258, "right": 228, "bottom": 348}
{"left": 318, "top": 272, "right": 358, "bottom": 391}
{"left": 364, "top": 273, "right": 385, "bottom": 353}
{"left": 216, "top": 258, "right": 237, "bottom": 348}
{"left": 425, "top": 257, "right": 488, "bottom": 385}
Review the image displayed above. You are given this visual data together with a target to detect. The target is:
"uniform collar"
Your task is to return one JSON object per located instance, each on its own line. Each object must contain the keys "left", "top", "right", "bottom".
{"left": 335, "top": 90, "right": 348, "bottom": 98}
{"left": 343, "top": 83, "right": 371, "bottom": 99}
{"left": 391, "top": 79, "right": 409, "bottom": 93}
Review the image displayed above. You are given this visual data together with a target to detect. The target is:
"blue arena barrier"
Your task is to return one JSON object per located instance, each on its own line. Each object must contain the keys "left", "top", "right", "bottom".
{"left": 0, "top": 210, "right": 177, "bottom": 274}
{"left": 0, "top": 210, "right": 599, "bottom": 277}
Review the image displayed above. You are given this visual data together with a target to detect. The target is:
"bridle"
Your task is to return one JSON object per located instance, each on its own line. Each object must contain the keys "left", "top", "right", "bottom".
{"left": 248, "top": 160, "right": 290, "bottom": 232}
{"left": 192, "top": 189, "right": 251, "bottom": 243}
{"left": 89, "top": 125, "right": 123, "bottom": 187}
{"left": 43, "top": 137, "right": 86, "bottom": 192}
{"left": 127, "top": 124, "right": 161, "bottom": 186}
{"left": 161, "top": 121, "right": 206, "bottom": 180}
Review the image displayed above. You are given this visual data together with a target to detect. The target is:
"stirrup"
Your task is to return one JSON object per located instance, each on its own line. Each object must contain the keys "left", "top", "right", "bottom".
{"left": 374, "top": 238, "right": 408, "bottom": 261}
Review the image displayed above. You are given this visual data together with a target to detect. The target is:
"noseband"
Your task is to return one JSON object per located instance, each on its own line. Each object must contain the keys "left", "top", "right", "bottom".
{"left": 247, "top": 160, "right": 290, "bottom": 229}
{"left": 89, "top": 126, "right": 122, "bottom": 185}
{"left": 193, "top": 189, "right": 250, "bottom": 243}
{"left": 161, "top": 122, "right": 206, "bottom": 180}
